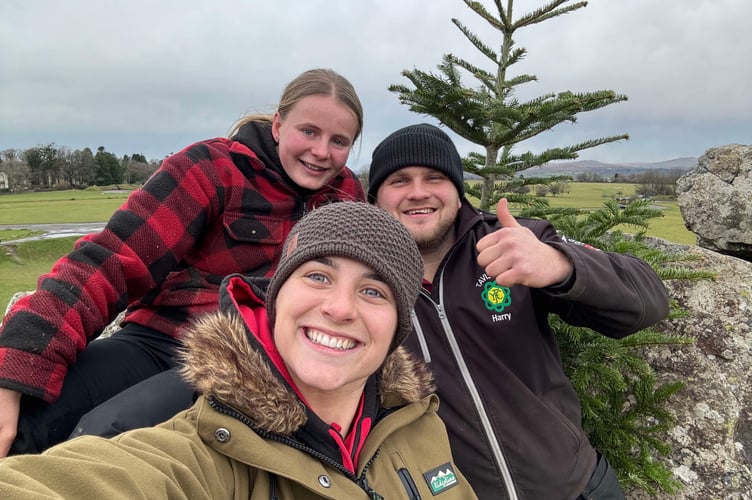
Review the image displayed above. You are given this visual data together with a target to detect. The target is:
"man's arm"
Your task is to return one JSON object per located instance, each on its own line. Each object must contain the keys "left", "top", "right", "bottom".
{"left": 477, "top": 198, "right": 670, "bottom": 337}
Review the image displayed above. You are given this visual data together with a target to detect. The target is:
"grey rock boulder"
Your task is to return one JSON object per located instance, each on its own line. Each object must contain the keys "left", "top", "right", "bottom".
{"left": 676, "top": 144, "right": 752, "bottom": 262}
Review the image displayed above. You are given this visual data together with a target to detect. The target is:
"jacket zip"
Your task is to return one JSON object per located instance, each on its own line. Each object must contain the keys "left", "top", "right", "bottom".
{"left": 208, "top": 398, "right": 385, "bottom": 498}
{"left": 397, "top": 468, "right": 422, "bottom": 499}
{"left": 414, "top": 261, "right": 519, "bottom": 500}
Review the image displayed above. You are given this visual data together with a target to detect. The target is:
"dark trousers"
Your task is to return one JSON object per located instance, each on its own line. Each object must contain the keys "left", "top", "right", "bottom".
{"left": 11, "top": 324, "right": 183, "bottom": 455}
{"left": 579, "top": 453, "right": 625, "bottom": 500}
{"left": 69, "top": 366, "right": 194, "bottom": 439}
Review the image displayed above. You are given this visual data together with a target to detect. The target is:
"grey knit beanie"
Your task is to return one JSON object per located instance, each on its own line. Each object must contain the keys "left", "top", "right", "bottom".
{"left": 368, "top": 123, "right": 465, "bottom": 202}
{"left": 266, "top": 201, "right": 424, "bottom": 352}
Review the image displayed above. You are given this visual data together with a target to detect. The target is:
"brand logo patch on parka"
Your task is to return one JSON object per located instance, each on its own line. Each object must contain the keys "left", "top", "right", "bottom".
{"left": 423, "top": 463, "right": 458, "bottom": 495}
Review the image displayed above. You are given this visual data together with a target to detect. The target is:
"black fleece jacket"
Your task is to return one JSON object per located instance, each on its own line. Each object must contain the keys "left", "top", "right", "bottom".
{"left": 403, "top": 199, "right": 670, "bottom": 500}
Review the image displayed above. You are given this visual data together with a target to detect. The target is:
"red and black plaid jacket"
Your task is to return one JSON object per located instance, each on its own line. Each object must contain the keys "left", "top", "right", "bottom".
{"left": 0, "top": 123, "right": 365, "bottom": 402}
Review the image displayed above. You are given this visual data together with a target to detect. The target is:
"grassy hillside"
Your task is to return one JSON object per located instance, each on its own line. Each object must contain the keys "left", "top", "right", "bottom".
{"left": 0, "top": 237, "right": 81, "bottom": 320}
{"left": 542, "top": 183, "right": 695, "bottom": 245}
{"left": 0, "top": 189, "right": 130, "bottom": 318}
{"left": 466, "top": 182, "right": 695, "bottom": 246}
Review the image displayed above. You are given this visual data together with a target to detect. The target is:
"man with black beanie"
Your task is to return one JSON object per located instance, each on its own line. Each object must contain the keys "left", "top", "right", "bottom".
{"left": 368, "top": 123, "right": 671, "bottom": 500}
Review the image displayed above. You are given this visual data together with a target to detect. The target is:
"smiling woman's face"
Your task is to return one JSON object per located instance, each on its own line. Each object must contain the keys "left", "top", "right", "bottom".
{"left": 273, "top": 256, "right": 397, "bottom": 401}
{"left": 271, "top": 94, "right": 358, "bottom": 191}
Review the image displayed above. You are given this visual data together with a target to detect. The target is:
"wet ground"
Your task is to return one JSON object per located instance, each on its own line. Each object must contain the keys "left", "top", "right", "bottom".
{"left": 0, "top": 223, "right": 106, "bottom": 244}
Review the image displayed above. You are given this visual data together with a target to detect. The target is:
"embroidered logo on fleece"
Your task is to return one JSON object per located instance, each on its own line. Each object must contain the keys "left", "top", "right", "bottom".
{"left": 482, "top": 280, "right": 512, "bottom": 313}
{"left": 423, "top": 463, "right": 458, "bottom": 495}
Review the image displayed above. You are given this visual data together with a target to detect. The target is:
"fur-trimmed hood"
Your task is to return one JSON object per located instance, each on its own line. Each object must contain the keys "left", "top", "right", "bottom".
{"left": 178, "top": 275, "right": 435, "bottom": 436}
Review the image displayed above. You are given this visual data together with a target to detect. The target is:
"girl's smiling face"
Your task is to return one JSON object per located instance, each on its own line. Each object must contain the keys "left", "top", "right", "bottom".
{"left": 273, "top": 256, "right": 397, "bottom": 401}
{"left": 272, "top": 94, "right": 359, "bottom": 190}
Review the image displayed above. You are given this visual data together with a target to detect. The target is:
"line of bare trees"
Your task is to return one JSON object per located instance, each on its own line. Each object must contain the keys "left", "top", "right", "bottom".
{"left": 0, "top": 144, "right": 160, "bottom": 192}
{"left": 575, "top": 168, "right": 687, "bottom": 197}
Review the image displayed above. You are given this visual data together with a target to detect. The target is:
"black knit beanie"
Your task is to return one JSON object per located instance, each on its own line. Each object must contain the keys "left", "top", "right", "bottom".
{"left": 368, "top": 123, "right": 465, "bottom": 202}
{"left": 266, "top": 201, "right": 424, "bottom": 353}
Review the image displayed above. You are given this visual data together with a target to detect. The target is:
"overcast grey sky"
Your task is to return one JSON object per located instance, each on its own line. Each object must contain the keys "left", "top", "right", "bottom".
{"left": 2, "top": 0, "right": 750, "bottom": 170}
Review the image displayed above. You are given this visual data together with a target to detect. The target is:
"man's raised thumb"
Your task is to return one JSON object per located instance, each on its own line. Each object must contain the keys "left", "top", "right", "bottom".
{"left": 496, "top": 198, "right": 520, "bottom": 228}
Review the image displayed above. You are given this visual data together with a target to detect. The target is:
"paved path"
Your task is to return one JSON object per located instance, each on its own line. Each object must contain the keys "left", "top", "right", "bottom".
{"left": 0, "top": 223, "right": 106, "bottom": 244}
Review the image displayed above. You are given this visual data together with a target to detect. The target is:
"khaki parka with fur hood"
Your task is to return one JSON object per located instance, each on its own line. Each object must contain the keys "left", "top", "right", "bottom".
{"left": 0, "top": 275, "right": 476, "bottom": 500}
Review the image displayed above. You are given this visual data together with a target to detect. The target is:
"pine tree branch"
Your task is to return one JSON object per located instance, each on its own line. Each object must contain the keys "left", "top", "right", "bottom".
{"left": 451, "top": 19, "right": 499, "bottom": 64}
{"left": 514, "top": 1, "right": 589, "bottom": 30}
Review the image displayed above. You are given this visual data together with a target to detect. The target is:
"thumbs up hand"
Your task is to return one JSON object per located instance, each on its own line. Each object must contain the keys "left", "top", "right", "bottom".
{"left": 476, "top": 198, "right": 573, "bottom": 288}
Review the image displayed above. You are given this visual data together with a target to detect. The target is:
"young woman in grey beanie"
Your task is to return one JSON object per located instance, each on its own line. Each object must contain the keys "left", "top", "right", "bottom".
{"left": 0, "top": 202, "right": 477, "bottom": 500}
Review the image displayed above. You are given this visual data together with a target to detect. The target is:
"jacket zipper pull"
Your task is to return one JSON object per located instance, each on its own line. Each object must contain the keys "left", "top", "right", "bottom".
{"left": 357, "top": 475, "right": 383, "bottom": 500}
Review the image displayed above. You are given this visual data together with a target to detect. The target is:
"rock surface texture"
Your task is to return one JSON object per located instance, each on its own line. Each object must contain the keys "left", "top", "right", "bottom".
{"left": 627, "top": 238, "right": 752, "bottom": 499}
{"left": 676, "top": 144, "right": 752, "bottom": 262}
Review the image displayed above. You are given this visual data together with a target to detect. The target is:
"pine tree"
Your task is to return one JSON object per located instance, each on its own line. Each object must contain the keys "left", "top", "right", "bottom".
{"left": 389, "top": 0, "right": 628, "bottom": 211}
{"left": 94, "top": 146, "right": 123, "bottom": 186}
{"left": 545, "top": 199, "right": 711, "bottom": 494}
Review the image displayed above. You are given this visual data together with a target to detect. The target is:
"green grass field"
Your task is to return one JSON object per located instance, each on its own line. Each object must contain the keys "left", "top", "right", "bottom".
{"left": 0, "top": 184, "right": 696, "bottom": 320}
{"left": 0, "top": 237, "right": 82, "bottom": 319}
{"left": 0, "top": 189, "right": 130, "bottom": 319}
{"left": 541, "top": 183, "right": 696, "bottom": 246}
{"left": 0, "top": 189, "right": 130, "bottom": 224}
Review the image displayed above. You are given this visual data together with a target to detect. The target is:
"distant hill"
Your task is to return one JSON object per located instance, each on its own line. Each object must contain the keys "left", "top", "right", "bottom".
{"left": 516, "top": 157, "right": 697, "bottom": 179}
